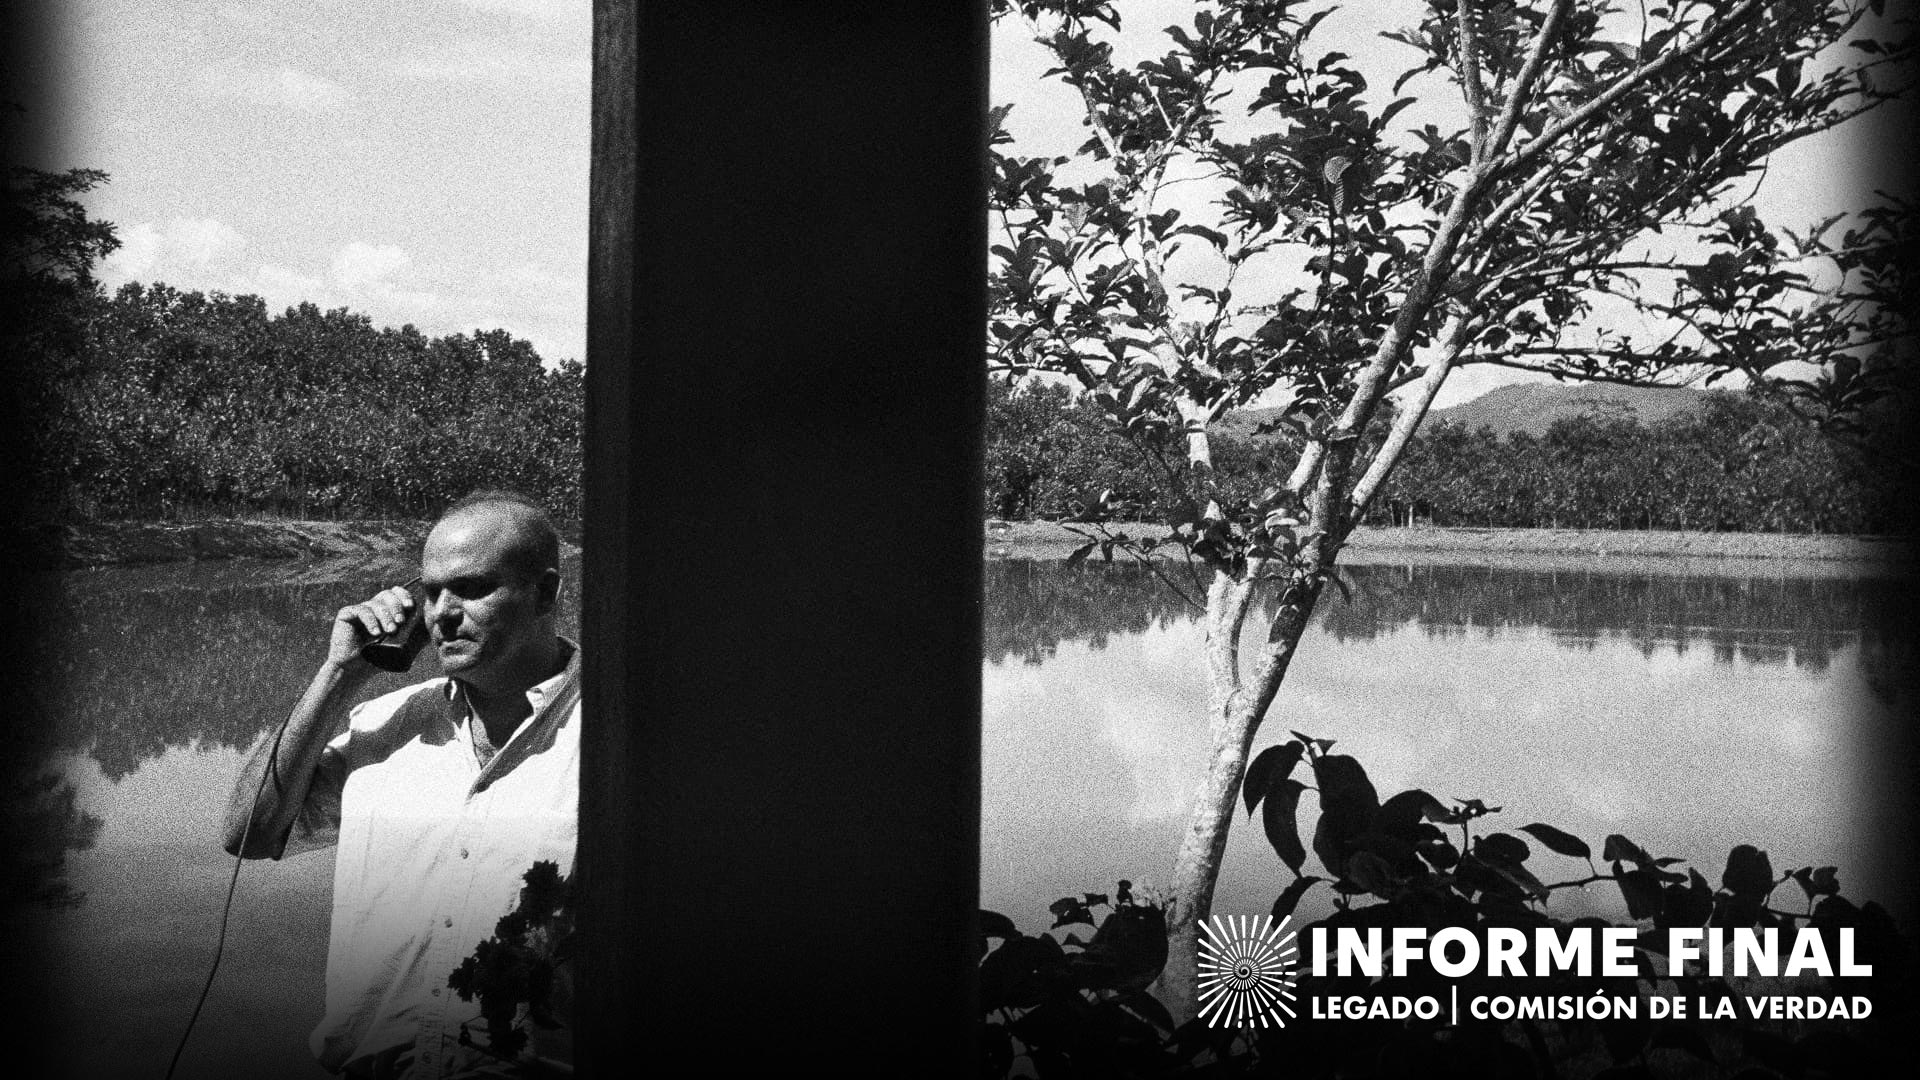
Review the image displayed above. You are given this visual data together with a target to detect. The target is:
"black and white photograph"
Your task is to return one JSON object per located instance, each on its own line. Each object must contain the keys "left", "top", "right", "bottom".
{"left": 3, "top": 1, "right": 1916, "bottom": 1077}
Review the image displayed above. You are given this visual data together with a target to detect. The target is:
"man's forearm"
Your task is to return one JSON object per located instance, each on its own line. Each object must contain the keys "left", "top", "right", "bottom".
{"left": 222, "top": 660, "right": 376, "bottom": 858}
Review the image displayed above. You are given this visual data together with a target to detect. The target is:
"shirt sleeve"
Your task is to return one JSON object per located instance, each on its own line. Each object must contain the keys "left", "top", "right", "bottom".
{"left": 274, "top": 680, "right": 440, "bottom": 858}
{"left": 276, "top": 743, "right": 348, "bottom": 858}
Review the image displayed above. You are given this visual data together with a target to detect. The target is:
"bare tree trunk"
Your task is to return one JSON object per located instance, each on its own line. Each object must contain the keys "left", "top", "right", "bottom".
{"left": 1158, "top": 566, "right": 1328, "bottom": 1019}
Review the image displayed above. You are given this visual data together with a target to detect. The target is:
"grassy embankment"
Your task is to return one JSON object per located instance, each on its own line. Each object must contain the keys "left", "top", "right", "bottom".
{"left": 19, "top": 516, "right": 1918, "bottom": 570}
{"left": 986, "top": 520, "right": 1919, "bottom": 570}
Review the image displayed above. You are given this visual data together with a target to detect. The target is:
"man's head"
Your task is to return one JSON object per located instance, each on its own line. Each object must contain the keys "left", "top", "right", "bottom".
{"left": 420, "top": 491, "right": 562, "bottom": 696}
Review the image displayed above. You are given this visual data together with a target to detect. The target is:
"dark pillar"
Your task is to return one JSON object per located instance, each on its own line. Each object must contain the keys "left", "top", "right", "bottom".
{"left": 581, "top": 2, "right": 984, "bottom": 1074}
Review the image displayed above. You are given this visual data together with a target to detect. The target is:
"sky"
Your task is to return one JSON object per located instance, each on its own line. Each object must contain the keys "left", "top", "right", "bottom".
{"left": 14, "top": 0, "right": 1910, "bottom": 403}
{"left": 18, "top": 0, "right": 592, "bottom": 366}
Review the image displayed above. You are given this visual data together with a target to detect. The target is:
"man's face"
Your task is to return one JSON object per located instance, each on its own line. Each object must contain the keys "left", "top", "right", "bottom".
{"left": 419, "top": 509, "right": 556, "bottom": 694}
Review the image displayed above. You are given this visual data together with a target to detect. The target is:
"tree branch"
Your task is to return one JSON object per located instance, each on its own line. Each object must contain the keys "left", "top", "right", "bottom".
{"left": 1470, "top": 354, "right": 1710, "bottom": 390}
{"left": 1454, "top": 0, "right": 1492, "bottom": 163}
{"left": 1350, "top": 317, "right": 1474, "bottom": 520}
{"left": 1484, "top": 0, "right": 1572, "bottom": 161}
{"left": 1497, "top": 0, "right": 1768, "bottom": 178}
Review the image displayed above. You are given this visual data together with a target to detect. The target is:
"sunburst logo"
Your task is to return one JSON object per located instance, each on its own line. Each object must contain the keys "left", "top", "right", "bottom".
{"left": 1196, "top": 914, "right": 1299, "bottom": 1028}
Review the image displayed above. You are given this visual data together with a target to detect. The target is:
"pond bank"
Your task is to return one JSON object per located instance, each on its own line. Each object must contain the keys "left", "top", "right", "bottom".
{"left": 14, "top": 518, "right": 433, "bottom": 569}
{"left": 985, "top": 520, "right": 1918, "bottom": 567}
{"left": 18, "top": 517, "right": 1914, "bottom": 570}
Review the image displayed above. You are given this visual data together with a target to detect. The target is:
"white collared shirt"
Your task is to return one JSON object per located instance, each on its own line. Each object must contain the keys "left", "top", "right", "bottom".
{"left": 288, "top": 641, "right": 581, "bottom": 1076}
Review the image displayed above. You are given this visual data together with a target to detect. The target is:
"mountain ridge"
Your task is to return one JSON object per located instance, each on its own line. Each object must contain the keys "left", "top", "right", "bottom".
{"left": 1218, "top": 382, "right": 1713, "bottom": 440}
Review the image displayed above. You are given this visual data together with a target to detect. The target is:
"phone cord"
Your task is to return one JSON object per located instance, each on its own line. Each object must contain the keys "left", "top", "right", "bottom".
{"left": 163, "top": 706, "right": 297, "bottom": 1080}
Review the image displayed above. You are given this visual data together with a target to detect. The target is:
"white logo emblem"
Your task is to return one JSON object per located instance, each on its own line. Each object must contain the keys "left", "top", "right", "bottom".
{"left": 1196, "top": 914, "right": 1299, "bottom": 1028}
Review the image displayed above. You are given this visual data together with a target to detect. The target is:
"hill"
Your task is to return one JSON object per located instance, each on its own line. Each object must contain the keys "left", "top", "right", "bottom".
{"left": 1431, "top": 382, "right": 1711, "bottom": 437}
{"left": 1217, "top": 382, "right": 1712, "bottom": 441}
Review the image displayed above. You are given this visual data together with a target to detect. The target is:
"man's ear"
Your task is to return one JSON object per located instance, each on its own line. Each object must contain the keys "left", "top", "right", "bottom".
{"left": 536, "top": 568, "right": 562, "bottom": 614}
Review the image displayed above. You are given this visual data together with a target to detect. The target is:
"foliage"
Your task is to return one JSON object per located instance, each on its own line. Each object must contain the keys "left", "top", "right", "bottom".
{"left": 0, "top": 770, "right": 103, "bottom": 910}
{"left": 979, "top": 736, "right": 1917, "bottom": 1077}
{"left": 989, "top": 0, "right": 1914, "bottom": 569}
{"left": 447, "top": 860, "right": 575, "bottom": 1062}
{"left": 986, "top": 0, "right": 1916, "bottom": 1004}
{"left": 3, "top": 169, "right": 585, "bottom": 524}
{"left": 980, "top": 882, "right": 1182, "bottom": 1078}
{"left": 989, "top": 382, "right": 1915, "bottom": 534}
{"left": 1373, "top": 393, "right": 1916, "bottom": 532}
{"left": 27, "top": 283, "right": 586, "bottom": 522}
{"left": 988, "top": 375, "right": 1294, "bottom": 522}
{"left": 1, "top": 166, "right": 119, "bottom": 288}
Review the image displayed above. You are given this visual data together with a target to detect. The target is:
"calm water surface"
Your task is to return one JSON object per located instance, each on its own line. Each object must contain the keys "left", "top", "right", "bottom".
{"left": 17, "top": 554, "right": 580, "bottom": 1079}
{"left": 981, "top": 554, "right": 1917, "bottom": 933}
{"left": 12, "top": 551, "right": 1915, "bottom": 1076}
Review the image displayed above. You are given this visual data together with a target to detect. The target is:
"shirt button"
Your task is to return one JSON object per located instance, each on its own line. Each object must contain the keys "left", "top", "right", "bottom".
{"left": 460, "top": 848, "right": 470, "bottom": 859}
{"left": 431, "top": 988, "right": 441, "bottom": 997}
{"left": 444, "top": 917, "right": 454, "bottom": 928}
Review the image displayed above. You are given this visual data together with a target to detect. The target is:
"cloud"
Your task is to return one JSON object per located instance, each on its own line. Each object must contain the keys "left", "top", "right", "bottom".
{"left": 195, "top": 65, "right": 350, "bottom": 113}
{"left": 168, "top": 217, "right": 248, "bottom": 268}
{"left": 100, "top": 217, "right": 248, "bottom": 287}
{"left": 246, "top": 263, "right": 330, "bottom": 308}
{"left": 331, "top": 241, "right": 411, "bottom": 290}
{"left": 451, "top": 0, "right": 578, "bottom": 19}
{"left": 213, "top": 3, "right": 272, "bottom": 30}
{"left": 275, "top": 67, "right": 350, "bottom": 111}
{"left": 398, "top": 37, "right": 587, "bottom": 94}
{"left": 105, "top": 222, "right": 161, "bottom": 281}
{"left": 106, "top": 233, "right": 582, "bottom": 366}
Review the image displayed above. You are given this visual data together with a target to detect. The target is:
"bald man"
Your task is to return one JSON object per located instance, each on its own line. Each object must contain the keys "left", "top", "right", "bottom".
{"left": 224, "top": 492, "right": 578, "bottom": 1079}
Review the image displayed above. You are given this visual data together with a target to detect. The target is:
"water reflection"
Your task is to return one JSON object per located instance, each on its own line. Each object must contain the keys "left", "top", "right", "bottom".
{"left": 984, "top": 559, "right": 1915, "bottom": 677}
{"left": 981, "top": 557, "right": 1916, "bottom": 936}
{"left": 12, "top": 551, "right": 1914, "bottom": 1076}
{"left": 13, "top": 555, "right": 581, "bottom": 1079}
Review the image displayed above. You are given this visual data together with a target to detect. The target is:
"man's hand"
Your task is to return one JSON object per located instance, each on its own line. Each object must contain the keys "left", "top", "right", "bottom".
{"left": 329, "top": 586, "right": 419, "bottom": 669}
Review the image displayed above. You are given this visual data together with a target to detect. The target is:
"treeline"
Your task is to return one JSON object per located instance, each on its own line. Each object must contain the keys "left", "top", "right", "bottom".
{"left": 4, "top": 167, "right": 582, "bottom": 522}
{"left": 18, "top": 282, "right": 583, "bottom": 521}
{"left": 986, "top": 377, "right": 1916, "bottom": 535}
{"left": 1377, "top": 398, "right": 1910, "bottom": 533}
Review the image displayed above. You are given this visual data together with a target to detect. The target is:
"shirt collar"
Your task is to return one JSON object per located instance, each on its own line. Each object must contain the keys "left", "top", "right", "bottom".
{"left": 442, "top": 635, "right": 581, "bottom": 711}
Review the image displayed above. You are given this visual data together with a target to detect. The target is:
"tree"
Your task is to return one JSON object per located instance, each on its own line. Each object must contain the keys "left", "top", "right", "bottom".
{"left": 2, "top": 166, "right": 122, "bottom": 514}
{"left": 987, "top": 0, "right": 1915, "bottom": 1015}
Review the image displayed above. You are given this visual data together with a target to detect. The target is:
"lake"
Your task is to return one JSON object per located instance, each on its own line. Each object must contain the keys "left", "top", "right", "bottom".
{"left": 979, "top": 552, "right": 1918, "bottom": 932}
{"left": 10, "top": 550, "right": 1915, "bottom": 1076}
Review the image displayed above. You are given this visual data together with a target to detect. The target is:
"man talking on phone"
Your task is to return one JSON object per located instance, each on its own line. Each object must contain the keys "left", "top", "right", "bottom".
{"left": 223, "top": 490, "right": 579, "bottom": 1079}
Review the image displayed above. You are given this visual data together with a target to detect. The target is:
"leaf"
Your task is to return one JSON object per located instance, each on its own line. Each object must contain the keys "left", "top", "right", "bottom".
{"left": 1243, "top": 741, "right": 1306, "bottom": 816}
{"left": 1172, "top": 224, "right": 1230, "bottom": 251}
{"left": 1375, "top": 96, "right": 1417, "bottom": 130}
{"left": 1075, "top": 902, "right": 1169, "bottom": 992}
{"left": 1602, "top": 834, "right": 1653, "bottom": 868}
{"left": 1475, "top": 832, "right": 1532, "bottom": 867}
{"left": 1375, "top": 789, "right": 1448, "bottom": 837}
{"left": 1065, "top": 541, "right": 1096, "bottom": 567}
{"left": 1618, "top": 868, "right": 1664, "bottom": 921}
{"left": 1049, "top": 895, "right": 1094, "bottom": 929}
{"left": 1311, "top": 754, "right": 1379, "bottom": 874}
{"left": 1264, "top": 778, "right": 1308, "bottom": 873}
{"left": 1314, "top": 755, "right": 1379, "bottom": 823}
{"left": 979, "top": 934, "right": 1064, "bottom": 1011}
{"left": 1520, "top": 823, "right": 1591, "bottom": 860}
{"left": 1721, "top": 845, "right": 1773, "bottom": 899}
{"left": 1271, "top": 876, "right": 1324, "bottom": 922}
{"left": 1345, "top": 850, "right": 1394, "bottom": 896}
{"left": 979, "top": 910, "right": 1019, "bottom": 939}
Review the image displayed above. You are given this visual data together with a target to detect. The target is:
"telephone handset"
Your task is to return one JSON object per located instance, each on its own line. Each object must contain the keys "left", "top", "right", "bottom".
{"left": 360, "top": 577, "right": 431, "bottom": 673}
